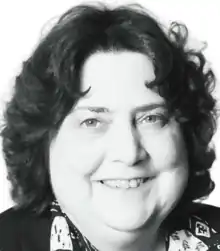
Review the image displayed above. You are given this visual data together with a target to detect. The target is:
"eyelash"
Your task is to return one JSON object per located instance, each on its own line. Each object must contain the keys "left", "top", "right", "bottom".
{"left": 80, "top": 113, "right": 168, "bottom": 129}
{"left": 137, "top": 113, "right": 168, "bottom": 126}
{"left": 80, "top": 118, "right": 102, "bottom": 128}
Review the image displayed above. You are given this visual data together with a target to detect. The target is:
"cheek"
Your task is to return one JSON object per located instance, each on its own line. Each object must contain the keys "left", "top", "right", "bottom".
{"left": 49, "top": 135, "right": 105, "bottom": 204}
{"left": 143, "top": 126, "right": 189, "bottom": 209}
{"left": 156, "top": 165, "right": 188, "bottom": 212}
{"left": 142, "top": 126, "right": 187, "bottom": 170}
{"left": 151, "top": 138, "right": 183, "bottom": 167}
{"left": 50, "top": 131, "right": 106, "bottom": 177}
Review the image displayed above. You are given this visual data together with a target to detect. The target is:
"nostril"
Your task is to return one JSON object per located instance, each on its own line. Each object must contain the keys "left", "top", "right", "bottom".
{"left": 134, "top": 158, "right": 144, "bottom": 166}
{"left": 136, "top": 148, "right": 149, "bottom": 163}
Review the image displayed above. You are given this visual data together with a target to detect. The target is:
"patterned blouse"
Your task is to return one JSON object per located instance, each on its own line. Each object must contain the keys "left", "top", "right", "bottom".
{"left": 167, "top": 214, "right": 220, "bottom": 250}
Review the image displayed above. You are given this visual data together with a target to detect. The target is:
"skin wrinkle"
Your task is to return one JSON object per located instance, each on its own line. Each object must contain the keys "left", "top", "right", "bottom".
{"left": 49, "top": 51, "right": 189, "bottom": 251}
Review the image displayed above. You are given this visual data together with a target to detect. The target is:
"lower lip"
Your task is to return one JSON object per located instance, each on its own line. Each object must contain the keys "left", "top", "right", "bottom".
{"left": 99, "top": 177, "right": 156, "bottom": 190}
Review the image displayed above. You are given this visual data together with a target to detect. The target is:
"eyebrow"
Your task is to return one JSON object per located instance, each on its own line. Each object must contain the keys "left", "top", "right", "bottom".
{"left": 74, "top": 102, "right": 166, "bottom": 114}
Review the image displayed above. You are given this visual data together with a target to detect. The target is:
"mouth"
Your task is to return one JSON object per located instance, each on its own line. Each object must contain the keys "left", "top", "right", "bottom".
{"left": 99, "top": 176, "right": 156, "bottom": 189}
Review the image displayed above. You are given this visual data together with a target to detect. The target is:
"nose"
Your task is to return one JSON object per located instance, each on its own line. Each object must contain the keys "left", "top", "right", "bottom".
{"left": 107, "top": 123, "right": 149, "bottom": 166}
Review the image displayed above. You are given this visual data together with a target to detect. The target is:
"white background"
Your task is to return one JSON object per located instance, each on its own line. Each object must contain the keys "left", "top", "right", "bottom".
{"left": 0, "top": 0, "right": 220, "bottom": 213}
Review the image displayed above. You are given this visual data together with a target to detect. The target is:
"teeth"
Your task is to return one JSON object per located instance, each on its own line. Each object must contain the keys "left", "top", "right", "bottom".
{"left": 129, "top": 179, "right": 141, "bottom": 188}
{"left": 102, "top": 178, "right": 146, "bottom": 188}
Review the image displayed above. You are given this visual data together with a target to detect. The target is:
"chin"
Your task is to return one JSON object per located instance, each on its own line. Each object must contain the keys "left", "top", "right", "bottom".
{"left": 107, "top": 221, "right": 146, "bottom": 233}
{"left": 102, "top": 209, "right": 158, "bottom": 233}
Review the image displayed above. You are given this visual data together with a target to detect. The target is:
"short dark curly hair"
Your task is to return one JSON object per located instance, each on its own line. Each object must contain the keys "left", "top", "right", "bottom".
{"left": 1, "top": 3, "right": 218, "bottom": 215}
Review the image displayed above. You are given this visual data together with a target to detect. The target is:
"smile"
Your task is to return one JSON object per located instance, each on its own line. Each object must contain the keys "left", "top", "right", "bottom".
{"left": 99, "top": 177, "right": 155, "bottom": 189}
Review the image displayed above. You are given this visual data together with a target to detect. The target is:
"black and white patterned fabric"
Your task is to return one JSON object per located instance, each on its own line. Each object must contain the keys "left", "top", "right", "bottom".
{"left": 50, "top": 201, "right": 99, "bottom": 251}
{"left": 167, "top": 215, "right": 220, "bottom": 250}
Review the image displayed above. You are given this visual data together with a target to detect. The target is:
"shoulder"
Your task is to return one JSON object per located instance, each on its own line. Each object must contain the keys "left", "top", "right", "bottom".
{"left": 189, "top": 202, "right": 220, "bottom": 231}
{"left": 0, "top": 207, "right": 24, "bottom": 243}
{"left": 167, "top": 203, "right": 220, "bottom": 250}
{"left": 0, "top": 206, "right": 29, "bottom": 227}
{"left": 0, "top": 207, "right": 51, "bottom": 251}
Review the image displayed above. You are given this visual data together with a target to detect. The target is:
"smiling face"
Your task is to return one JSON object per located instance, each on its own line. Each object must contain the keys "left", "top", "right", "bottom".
{"left": 49, "top": 51, "right": 189, "bottom": 237}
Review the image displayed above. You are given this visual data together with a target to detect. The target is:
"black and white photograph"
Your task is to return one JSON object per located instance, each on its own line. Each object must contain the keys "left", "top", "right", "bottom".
{"left": 0, "top": 1, "right": 220, "bottom": 250}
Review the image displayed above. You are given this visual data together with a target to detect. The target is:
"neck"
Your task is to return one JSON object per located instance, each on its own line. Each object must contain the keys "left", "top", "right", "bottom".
{"left": 69, "top": 215, "right": 166, "bottom": 251}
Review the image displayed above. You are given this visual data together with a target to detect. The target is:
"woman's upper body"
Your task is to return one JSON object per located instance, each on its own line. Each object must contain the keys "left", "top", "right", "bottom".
{"left": 0, "top": 2, "right": 219, "bottom": 251}
{"left": 1, "top": 202, "right": 220, "bottom": 251}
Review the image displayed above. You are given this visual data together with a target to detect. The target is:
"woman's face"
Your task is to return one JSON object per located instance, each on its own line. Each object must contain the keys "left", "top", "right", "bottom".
{"left": 49, "top": 51, "right": 189, "bottom": 234}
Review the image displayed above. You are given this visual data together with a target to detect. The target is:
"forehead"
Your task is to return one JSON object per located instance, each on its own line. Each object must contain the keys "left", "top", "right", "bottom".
{"left": 77, "top": 51, "right": 164, "bottom": 108}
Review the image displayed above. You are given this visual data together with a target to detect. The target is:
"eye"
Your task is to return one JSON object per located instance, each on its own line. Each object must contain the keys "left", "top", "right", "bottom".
{"left": 81, "top": 118, "right": 101, "bottom": 128}
{"left": 142, "top": 115, "right": 160, "bottom": 123}
{"left": 137, "top": 113, "right": 168, "bottom": 127}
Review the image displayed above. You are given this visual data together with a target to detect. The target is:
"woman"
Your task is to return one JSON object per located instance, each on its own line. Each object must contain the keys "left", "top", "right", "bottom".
{"left": 0, "top": 2, "right": 219, "bottom": 251}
